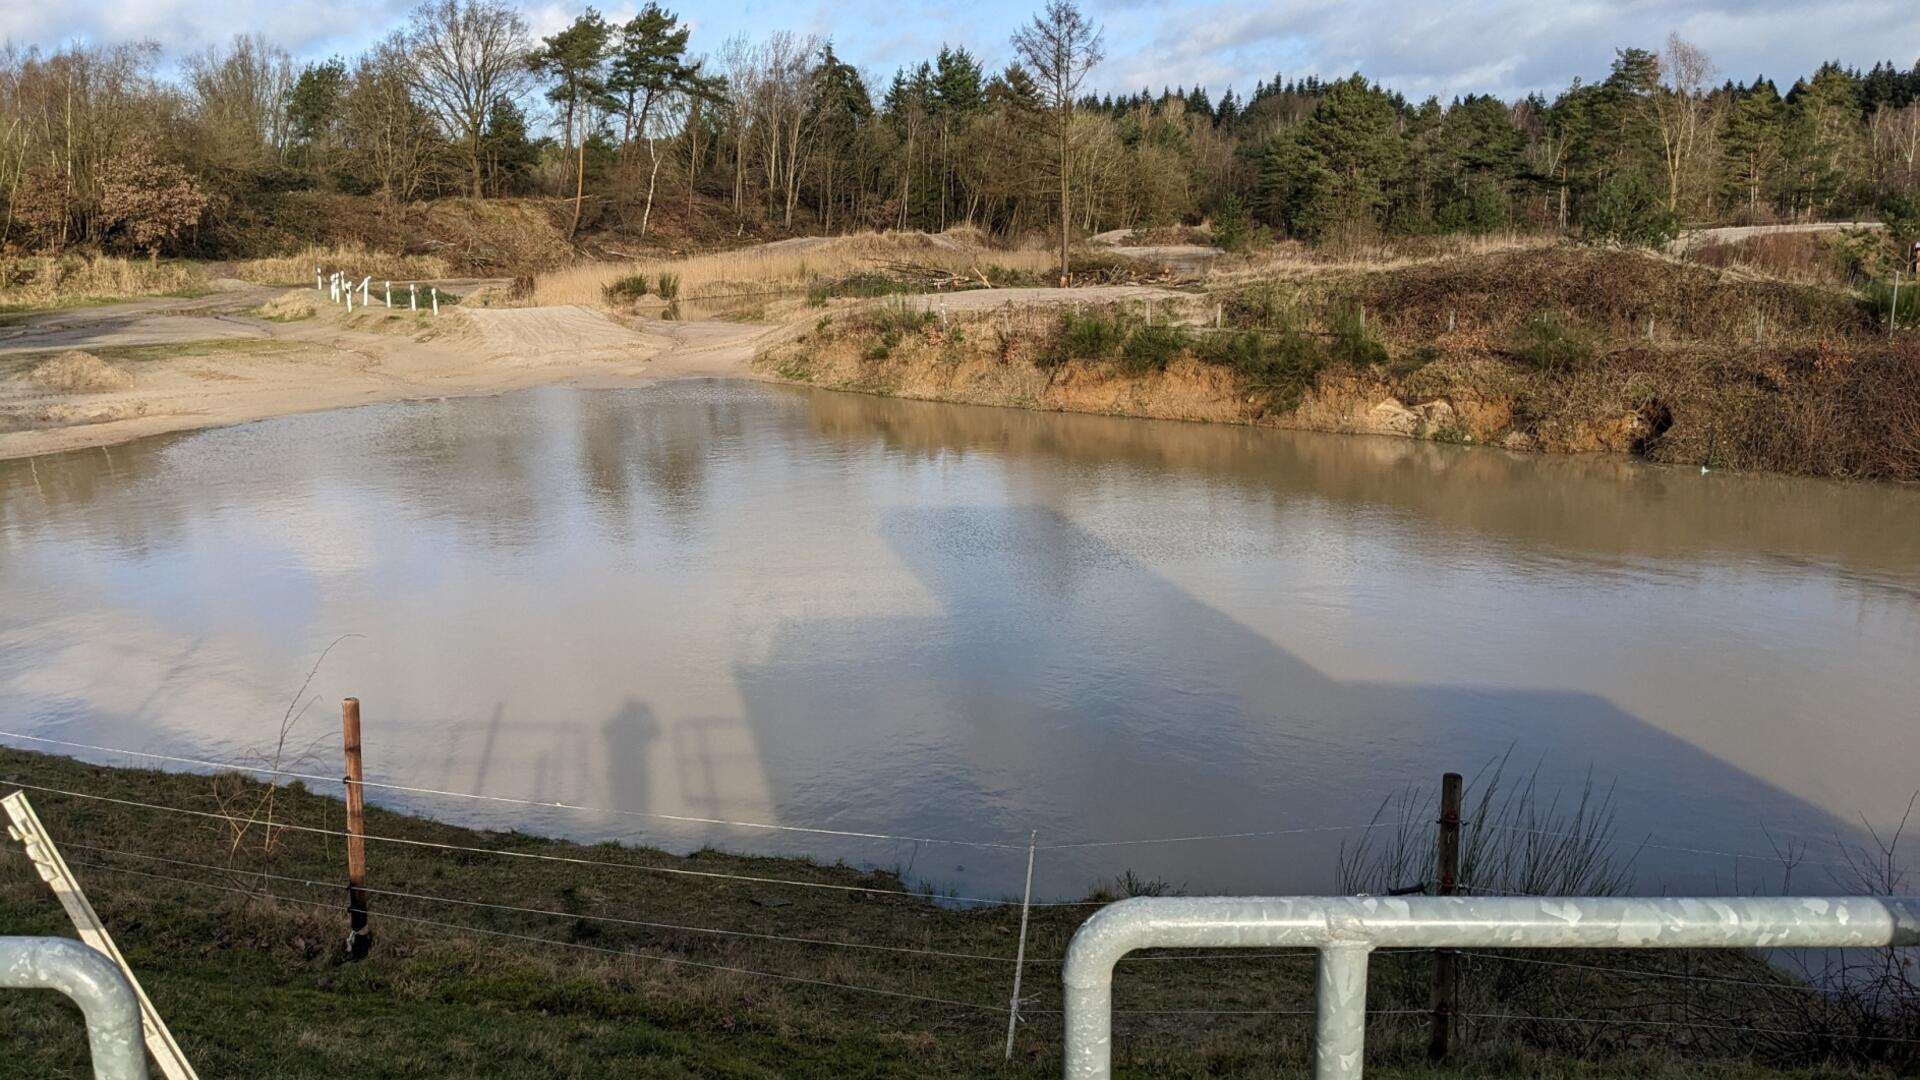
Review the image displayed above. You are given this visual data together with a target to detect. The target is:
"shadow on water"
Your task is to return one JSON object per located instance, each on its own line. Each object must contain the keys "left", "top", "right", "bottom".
{"left": 732, "top": 503, "right": 1880, "bottom": 899}
{"left": 603, "top": 698, "right": 661, "bottom": 818}
{"left": 2, "top": 383, "right": 1914, "bottom": 900}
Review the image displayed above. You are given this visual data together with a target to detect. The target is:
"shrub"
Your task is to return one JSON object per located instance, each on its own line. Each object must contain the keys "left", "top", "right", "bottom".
{"left": 1195, "top": 325, "right": 1327, "bottom": 410}
{"left": 654, "top": 271, "right": 680, "bottom": 300}
{"left": 863, "top": 296, "right": 936, "bottom": 338}
{"left": 1511, "top": 314, "right": 1595, "bottom": 373}
{"left": 603, "top": 274, "right": 649, "bottom": 301}
{"left": 97, "top": 150, "right": 209, "bottom": 257}
{"left": 1059, "top": 310, "right": 1124, "bottom": 359}
{"left": 1329, "top": 303, "right": 1388, "bottom": 367}
{"left": 1225, "top": 283, "right": 1288, "bottom": 329}
{"left": 1579, "top": 172, "right": 1679, "bottom": 248}
{"left": 1211, "top": 194, "right": 1257, "bottom": 253}
{"left": 1119, "top": 323, "right": 1190, "bottom": 373}
{"left": 1865, "top": 277, "right": 1918, "bottom": 328}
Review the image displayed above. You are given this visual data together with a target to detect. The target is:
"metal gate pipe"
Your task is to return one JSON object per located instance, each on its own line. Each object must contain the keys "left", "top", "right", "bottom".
{"left": 1063, "top": 894, "right": 1920, "bottom": 1080}
{"left": 0, "top": 936, "right": 149, "bottom": 1079}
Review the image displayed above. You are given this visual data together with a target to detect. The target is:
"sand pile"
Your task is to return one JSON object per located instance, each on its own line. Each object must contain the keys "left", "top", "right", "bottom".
{"left": 255, "top": 292, "right": 318, "bottom": 321}
{"left": 22, "top": 351, "right": 136, "bottom": 393}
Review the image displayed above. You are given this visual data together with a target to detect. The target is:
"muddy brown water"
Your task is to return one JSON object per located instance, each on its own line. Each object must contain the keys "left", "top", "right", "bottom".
{"left": 2, "top": 380, "right": 1917, "bottom": 900}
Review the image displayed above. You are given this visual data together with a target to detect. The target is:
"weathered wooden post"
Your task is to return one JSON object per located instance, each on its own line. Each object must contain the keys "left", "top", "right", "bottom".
{"left": 1429, "top": 771, "right": 1463, "bottom": 1060}
{"left": 1891, "top": 272, "right": 1902, "bottom": 337}
{"left": 341, "top": 697, "right": 372, "bottom": 959}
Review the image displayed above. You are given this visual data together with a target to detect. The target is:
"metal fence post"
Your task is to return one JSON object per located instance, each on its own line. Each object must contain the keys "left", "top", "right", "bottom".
{"left": 1315, "top": 944, "right": 1372, "bottom": 1080}
{"left": 1004, "top": 830, "right": 1038, "bottom": 1061}
{"left": 0, "top": 937, "right": 149, "bottom": 1079}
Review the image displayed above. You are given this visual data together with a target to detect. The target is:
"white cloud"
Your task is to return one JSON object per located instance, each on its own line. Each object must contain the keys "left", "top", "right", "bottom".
{"left": 7, "top": 0, "right": 1916, "bottom": 102}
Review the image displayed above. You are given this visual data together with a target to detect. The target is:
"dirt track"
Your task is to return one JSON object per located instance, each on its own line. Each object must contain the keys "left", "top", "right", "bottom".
{"left": 0, "top": 280, "right": 1180, "bottom": 460}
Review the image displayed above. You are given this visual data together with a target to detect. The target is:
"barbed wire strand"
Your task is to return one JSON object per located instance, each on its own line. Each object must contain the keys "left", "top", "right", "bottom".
{"left": 0, "top": 731, "right": 1026, "bottom": 851}
{"left": 59, "top": 841, "right": 1020, "bottom": 964}
{"left": 64, "top": 858, "right": 1011, "bottom": 1014}
{"left": 65, "top": 857, "right": 1404, "bottom": 1021}
{"left": 1480, "top": 823, "right": 1875, "bottom": 873}
{"left": 1451, "top": 949, "right": 1830, "bottom": 994}
{"left": 0, "top": 778, "right": 1110, "bottom": 908}
{"left": 1461, "top": 1010, "right": 1920, "bottom": 1045}
{"left": 0, "top": 731, "right": 1421, "bottom": 853}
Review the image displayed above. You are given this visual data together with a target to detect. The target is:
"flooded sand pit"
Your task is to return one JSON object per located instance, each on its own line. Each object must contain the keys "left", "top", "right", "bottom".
{"left": 1, "top": 380, "right": 1916, "bottom": 899}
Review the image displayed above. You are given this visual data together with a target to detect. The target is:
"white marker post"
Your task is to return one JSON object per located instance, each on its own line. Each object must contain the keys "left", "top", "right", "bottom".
{"left": 431, "top": 286, "right": 439, "bottom": 316}
{"left": 345, "top": 287, "right": 353, "bottom": 313}
{"left": 315, "top": 268, "right": 323, "bottom": 291}
{"left": 360, "top": 276, "right": 371, "bottom": 306}
{"left": 410, "top": 284, "right": 417, "bottom": 312}
{"left": 384, "top": 281, "right": 392, "bottom": 309}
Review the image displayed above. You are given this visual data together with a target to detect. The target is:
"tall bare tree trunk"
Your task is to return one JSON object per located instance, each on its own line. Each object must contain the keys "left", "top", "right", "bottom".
{"left": 1057, "top": 115, "right": 1069, "bottom": 286}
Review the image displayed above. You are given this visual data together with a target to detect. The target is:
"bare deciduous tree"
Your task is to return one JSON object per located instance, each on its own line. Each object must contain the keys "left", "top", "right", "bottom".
{"left": 403, "top": 0, "right": 531, "bottom": 198}
{"left": 1012, "top": 0, "right": 1103, "bottom": 284}
{"left": 1651, "top": 33, "right": 1719, "bottom": 215}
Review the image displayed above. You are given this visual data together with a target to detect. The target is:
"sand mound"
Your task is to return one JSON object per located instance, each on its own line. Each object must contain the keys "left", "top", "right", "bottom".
{"left": 255, "top": 292, "right": 318, "bottom": 321}
{"left": 22, "top": 351, "right": 136, "bottom": 393}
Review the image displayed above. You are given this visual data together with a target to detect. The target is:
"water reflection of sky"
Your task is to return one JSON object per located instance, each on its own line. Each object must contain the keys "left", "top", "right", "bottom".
{"left": 1, "top": 381, "right": 1916, "bottom": 899}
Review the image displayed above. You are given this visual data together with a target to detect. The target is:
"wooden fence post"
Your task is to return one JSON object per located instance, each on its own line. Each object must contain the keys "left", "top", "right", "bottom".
{"left": 1429, "top": 771, "right": 1463, "bottom": 1060}
{"left": 342, "top": 697, "right": 372, "bottom": 959}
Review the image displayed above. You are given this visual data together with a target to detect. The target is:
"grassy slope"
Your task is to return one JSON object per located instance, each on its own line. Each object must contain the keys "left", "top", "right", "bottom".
{"left": 0, "top": 749, "right": 1889, "bottom": 1079}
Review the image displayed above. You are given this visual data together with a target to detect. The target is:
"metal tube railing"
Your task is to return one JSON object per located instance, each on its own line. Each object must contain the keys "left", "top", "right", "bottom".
{"left": 0, "top": 936, "right": 149, "bottom": 1079}
{"left": 1062, "top": 895, "right": 1920, "bottom": 1080}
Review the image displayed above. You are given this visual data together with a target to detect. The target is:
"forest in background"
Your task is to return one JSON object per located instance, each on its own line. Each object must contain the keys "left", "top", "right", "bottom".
{"left": 0, "top": 0, "right": 1917, "bottom": 264}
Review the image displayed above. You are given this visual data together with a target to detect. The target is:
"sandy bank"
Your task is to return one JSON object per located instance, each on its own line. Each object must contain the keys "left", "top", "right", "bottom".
{"left": 0, "top": 281, "right": 783, "bottom": 460}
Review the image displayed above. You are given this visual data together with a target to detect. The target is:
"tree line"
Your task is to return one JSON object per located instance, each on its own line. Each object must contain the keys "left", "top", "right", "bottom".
{"left": 1, "top": 0, "right": 1917, "bottom": 260}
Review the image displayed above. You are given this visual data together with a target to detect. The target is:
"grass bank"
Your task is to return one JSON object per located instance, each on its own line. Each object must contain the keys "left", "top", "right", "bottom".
{"left": 760, "top": 246, "right": 1920, "bottom": 482}
{"left": 0, "top": 749, "right": 1906, "bottom": 1077}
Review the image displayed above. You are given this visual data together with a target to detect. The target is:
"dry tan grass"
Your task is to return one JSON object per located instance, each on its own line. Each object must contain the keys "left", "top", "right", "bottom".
{"left": 0, "top": 256, "right": 206, "bottom": 310}
{"left": 1214, "top": 231, "right": 1556, "bottom": 284}
{"left": 231, "top": 245, "right": 453, "bottom": 287}
{"left": 532, "top": 230, "right": 1057, "bottom": 307}
{"left": 18, "top": 350, "right": 135, "bottom": 393}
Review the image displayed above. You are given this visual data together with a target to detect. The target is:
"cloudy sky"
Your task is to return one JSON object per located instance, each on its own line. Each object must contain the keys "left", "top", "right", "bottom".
{"left": 7, "top": 0, "right": 1919, "bottom": 104}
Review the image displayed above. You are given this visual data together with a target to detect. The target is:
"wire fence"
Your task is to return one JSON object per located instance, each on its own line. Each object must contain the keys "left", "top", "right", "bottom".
{"left": 2, "top": 728, "right": 1916, "bottom": 1070}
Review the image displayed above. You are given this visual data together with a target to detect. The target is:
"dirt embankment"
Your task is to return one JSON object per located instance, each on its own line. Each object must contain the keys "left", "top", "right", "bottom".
{"left": 760, "top": 248, "right": 1920, "bottom": 481}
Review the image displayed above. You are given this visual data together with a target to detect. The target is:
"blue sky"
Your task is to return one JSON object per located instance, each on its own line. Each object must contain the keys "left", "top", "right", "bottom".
{"left": 9, "top": 0, "right": 1920, "bottom": 106}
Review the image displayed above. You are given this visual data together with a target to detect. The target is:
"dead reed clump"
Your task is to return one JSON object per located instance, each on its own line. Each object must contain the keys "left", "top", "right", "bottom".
{"left": 0, "top": 255, "right": 206, "bottom": 309}
{"left": 232, "top": 245, "right": 452, "bottom": 287}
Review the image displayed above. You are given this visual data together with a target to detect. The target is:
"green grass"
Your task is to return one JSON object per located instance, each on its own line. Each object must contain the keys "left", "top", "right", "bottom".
{"left": 0, "top": 749, "right": 1891, "bottom": 1079}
